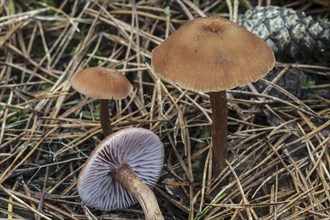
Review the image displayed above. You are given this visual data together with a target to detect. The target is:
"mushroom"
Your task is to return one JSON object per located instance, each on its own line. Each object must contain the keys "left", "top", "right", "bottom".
{"left": 77, "top": 128, "right": 164, "bottom": 220}
{"left": 152, "top": 16, "right": 275, "bottom": 175}
{"left": 71, "top": 67, "right": 133, "bottom": 136}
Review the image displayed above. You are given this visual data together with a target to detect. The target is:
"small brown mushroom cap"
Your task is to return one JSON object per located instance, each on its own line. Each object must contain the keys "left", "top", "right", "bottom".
{"left": 152, "top": 16, "right": 275, "bottom": 92}
{"left": 71, "top": 67, "right": 133, "bottom": 100}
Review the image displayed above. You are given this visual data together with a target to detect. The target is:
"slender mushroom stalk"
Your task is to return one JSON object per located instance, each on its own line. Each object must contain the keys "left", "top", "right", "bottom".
{"left": 71, "top": 67, "right": 132, "bottom": 137}
{"left": 99, "top": 99, "right": 112, "bottom": 136}
{"left": 151, "top": 16, "right": 275, "bottom": 176}
{"left": 112, "top": 164, "right": 163, "bottom": 219}
{"left": 209, "top": 91, "right": 227, "bottom": 173}
{"left": 78, "top": 128, "right": 164, "bottom": 220}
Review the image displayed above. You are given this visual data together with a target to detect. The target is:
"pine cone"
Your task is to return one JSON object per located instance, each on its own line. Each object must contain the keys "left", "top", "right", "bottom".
{"left": 238, "top": 6, "right": 330, "bottom": 65}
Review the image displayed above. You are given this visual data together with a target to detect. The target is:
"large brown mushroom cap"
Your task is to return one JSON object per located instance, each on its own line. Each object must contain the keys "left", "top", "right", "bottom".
{"left": 152, "top": 16, "right": 275, "bottom": 92}
{"left": 71, "top": 67, "right": 133, "bottom": 100}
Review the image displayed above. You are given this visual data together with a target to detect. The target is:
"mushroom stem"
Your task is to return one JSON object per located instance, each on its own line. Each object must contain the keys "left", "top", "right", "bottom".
{"left": 209, "top": 90, "right": 228, "bottom": 175}
{"left": 112, "top": 164, "right": 164, "bottom": 220}
{"left": 99, "top": 99, "right": 112, "bottom": 136}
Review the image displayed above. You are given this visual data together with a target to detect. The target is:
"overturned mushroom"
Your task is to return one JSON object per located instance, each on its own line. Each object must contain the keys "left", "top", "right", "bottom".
{"left": 77, "top": 128, "right": 164, "bottom": 220}
{"left": 71, "top": 67, "right": 133, "bottom": 136}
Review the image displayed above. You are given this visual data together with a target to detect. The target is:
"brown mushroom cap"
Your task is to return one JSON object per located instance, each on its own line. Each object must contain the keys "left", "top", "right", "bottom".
{"left": 152, "top": 16, "right": 275, "bottom": 92}
{"left": 71, "top": 67, "right": 133, "bottom": 100}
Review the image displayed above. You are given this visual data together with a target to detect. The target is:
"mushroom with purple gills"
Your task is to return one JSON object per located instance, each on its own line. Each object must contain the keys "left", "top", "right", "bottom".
{"left": 71, "top": 67, "right": 133, "bottom": 137}
{"left": 77, "top": 128, "right": 164, "bottom": 220}
{"left": 152, "top": 16, "right": 275, "bottom": 175}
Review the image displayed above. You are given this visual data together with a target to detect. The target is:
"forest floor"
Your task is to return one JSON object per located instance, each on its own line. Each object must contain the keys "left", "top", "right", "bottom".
{"left": 0, "top": 0, "right": 329, "bottom": 219}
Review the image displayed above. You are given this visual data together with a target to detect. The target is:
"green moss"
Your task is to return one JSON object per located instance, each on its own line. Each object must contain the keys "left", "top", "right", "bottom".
{"left": 213, "top": 1, "right": 227, "bottom": 13}
{"left": 300, "top": 80, "right": 315, "bottom": 88}
{"left": 40, "top": 82, "right": 53, "bottom": 91}
{"left": 164, "top": 6, "right": 171, "bottom": 17}
{"left": 28, "top": 0, "right": 58, "bottom": 11}
{"left": 81, "top": 103, "right": 100, "bottom": 120}
{"left": 115, "top": 64, "right": 124, "bottom": 70}
{"left": 39, "top": 0, "right": 56, "bottom": 7}
{"left": 31, "top": 37, "right": 46, "bottom": 58}
{"left": 87, "top": 58, "right": 103, "bottom": 67}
